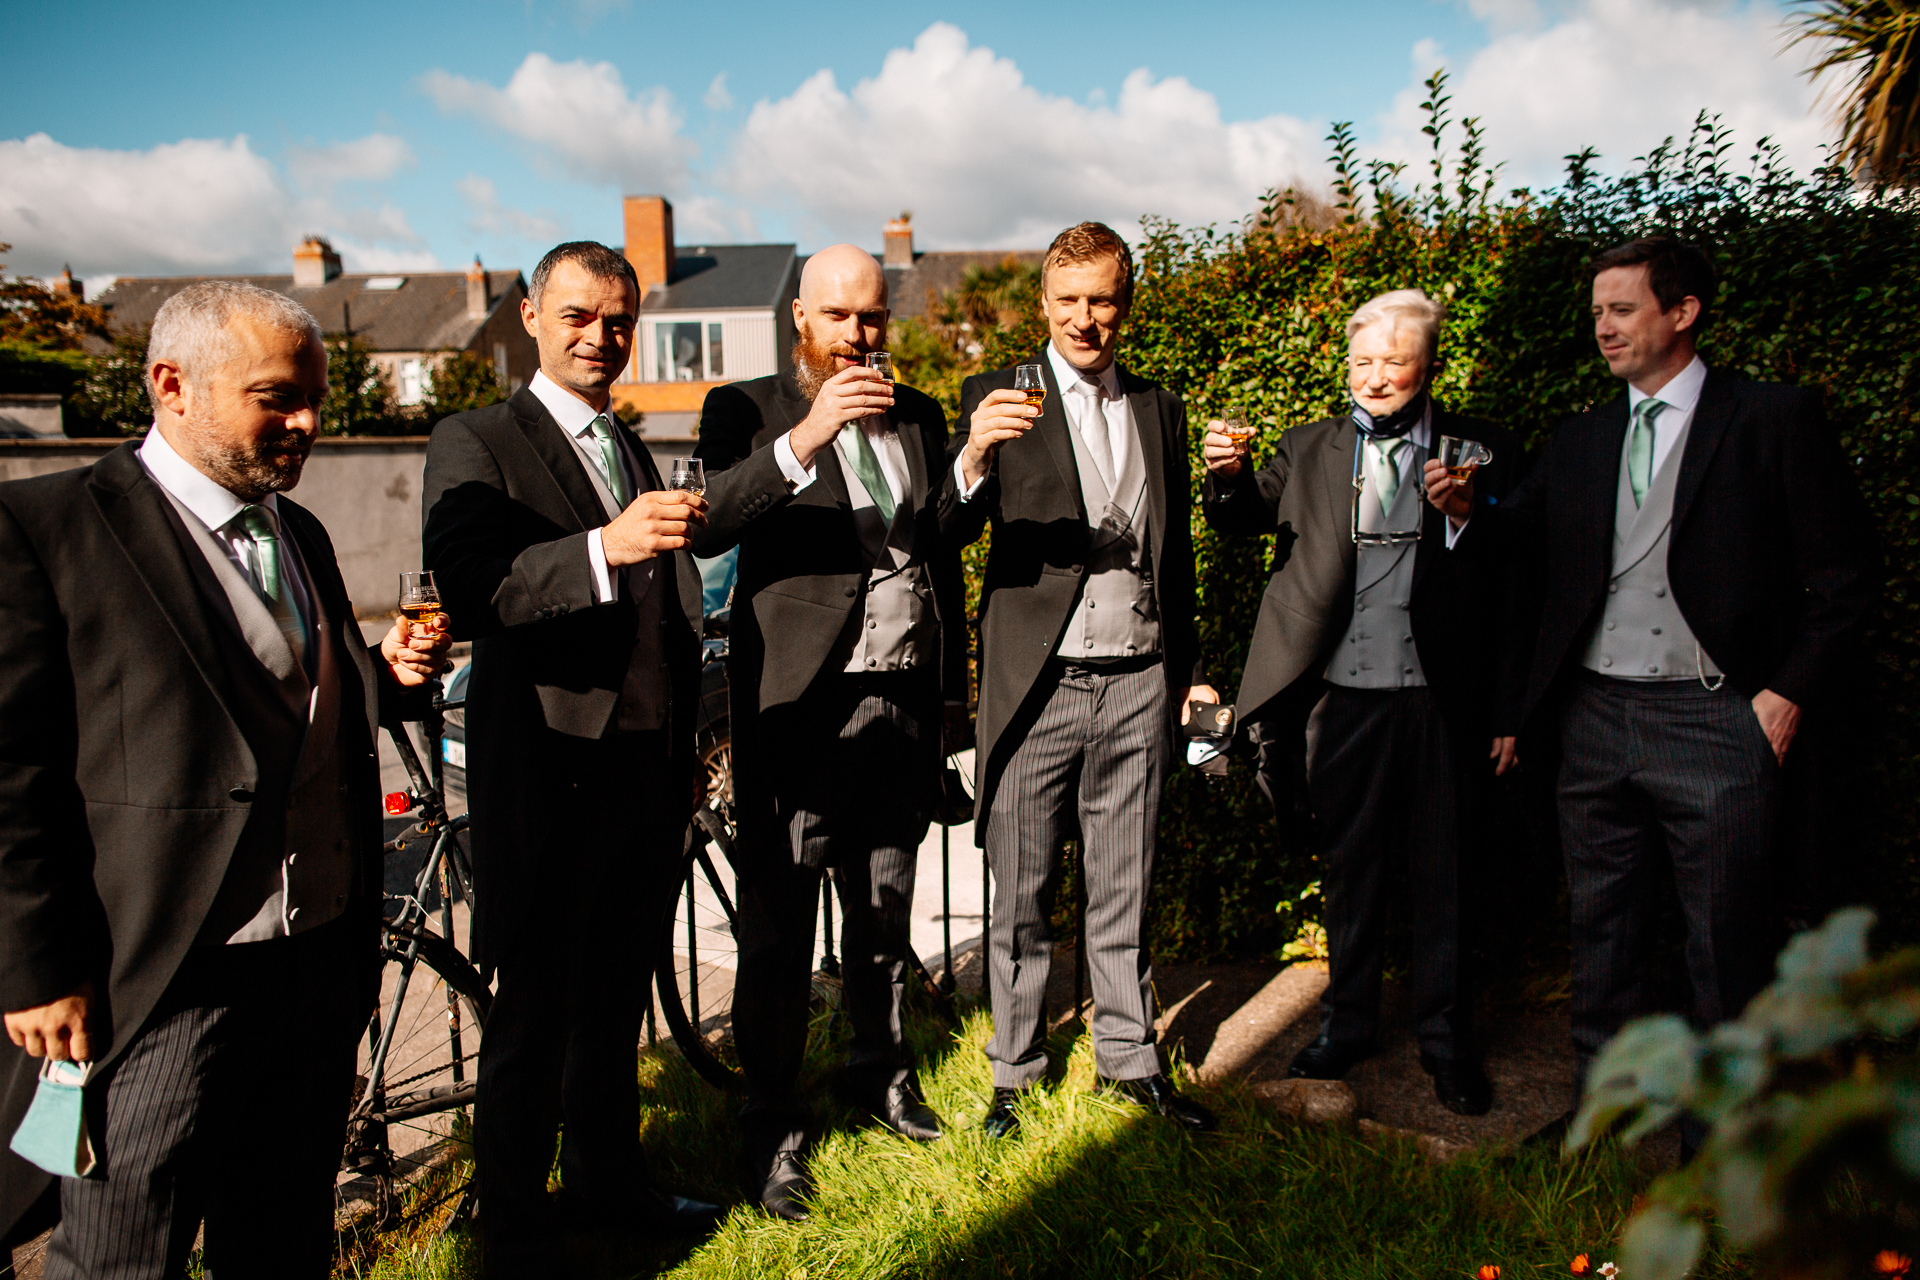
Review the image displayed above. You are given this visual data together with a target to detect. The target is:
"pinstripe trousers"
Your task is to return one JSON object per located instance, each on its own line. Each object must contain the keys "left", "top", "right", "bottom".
{"left": 1559, "top": 674, "right": 1779, "bottom": 1069}
{"left": 44, "top": 919, "right": 365, "bottom": 1280}
{"left": 984, "top": 660, "right": 1168, "bottom": 1087}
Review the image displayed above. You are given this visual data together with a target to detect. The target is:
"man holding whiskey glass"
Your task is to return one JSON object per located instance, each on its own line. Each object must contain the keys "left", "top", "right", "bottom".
{"left": 1201, "top": 289, "right": 1516, "bottom": 1115}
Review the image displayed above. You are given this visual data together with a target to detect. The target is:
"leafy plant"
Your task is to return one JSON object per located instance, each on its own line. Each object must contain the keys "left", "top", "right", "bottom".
{"left": 420, "top": 350, "right": 506, "bottom": 422}
{"left": 1794, "top": 0, "right": 1920, "bottom": 185}
{"left": 1568, "top": 908, "right": 1920, "bottom": 1279}
{"left": 73, "top": 327, "right": 153, "bottom": 435}
{"left": 321, "top": 332, "right": 404, "bottom": 436}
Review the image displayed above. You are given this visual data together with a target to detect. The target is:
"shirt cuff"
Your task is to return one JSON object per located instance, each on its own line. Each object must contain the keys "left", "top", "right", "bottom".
{"left": 774, "top": 431, "right": 817, "bottom": 492}
{"left": 1444, "top": 515, "right": 1469, "bottom": 550}
{"left": 587, "top": 527, "right": 617, "bottom": 603}
{"left": 953, "top": 454, "right": 989, "bottom": 502}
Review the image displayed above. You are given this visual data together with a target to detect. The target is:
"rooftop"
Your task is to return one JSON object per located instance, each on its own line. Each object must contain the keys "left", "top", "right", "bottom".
{"left": 636, "top": 243, "right": 798, "bottom": 313}
{"left": 882, "top": 250, "right": 1045, "bottom": 319}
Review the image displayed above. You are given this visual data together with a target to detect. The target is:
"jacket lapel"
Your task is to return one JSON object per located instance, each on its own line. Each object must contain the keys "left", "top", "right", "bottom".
{"left": 1670, "top": 368, "right": 1737, "bottom": 535}
{"left": 87, "top": 443, "right": 246, "bottom": 730}
{"left": 509, "top": 388, "right": 609, "bottom": 533}
{"left": 1034, "top": 353, "right": 1087, "bottom": 520}
{"left": 282, "top": 501, "right": 382, "bottom": 744}
{"left": 1120, "top": 368, "right": 1167, "bottom": 560}
{"left": 1576, "top": 396, "right": 1632, "bottom": 548}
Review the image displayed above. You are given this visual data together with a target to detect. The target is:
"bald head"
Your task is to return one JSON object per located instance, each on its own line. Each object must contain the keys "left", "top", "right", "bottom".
{"left": 791, "top": 243, "right": 890, "bottom": 395}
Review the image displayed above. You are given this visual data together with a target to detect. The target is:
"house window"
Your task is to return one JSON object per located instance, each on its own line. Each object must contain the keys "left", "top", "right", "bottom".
{"left": 657, "top": 322, "right": 703, "bottom": 381}
{"left": 706, "top": 322, "right": 724, "bottom": 379}
{"left": 398, "top": 357, "right": 427, "bottom": 406}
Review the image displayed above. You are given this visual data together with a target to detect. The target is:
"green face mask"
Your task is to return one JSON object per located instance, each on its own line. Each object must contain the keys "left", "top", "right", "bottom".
{"left": 9, "top": 1058, "right": 96, "bottom": 1179}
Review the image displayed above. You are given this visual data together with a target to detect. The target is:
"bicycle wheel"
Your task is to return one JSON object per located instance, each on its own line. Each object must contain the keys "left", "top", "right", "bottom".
{"left": 656, "top": 807, "right": 746, "bottom": 1091}
{"left": 340, "top": 923, "right": 491, "bottom": 1221}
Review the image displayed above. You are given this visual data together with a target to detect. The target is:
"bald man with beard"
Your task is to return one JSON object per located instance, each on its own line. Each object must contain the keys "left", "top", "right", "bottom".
{"left": 692, "top": 245, "right": 968, "bottom": 1220}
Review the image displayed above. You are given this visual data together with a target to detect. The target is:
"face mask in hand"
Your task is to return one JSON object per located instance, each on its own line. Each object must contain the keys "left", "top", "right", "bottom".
{"left": 10, "top": 1057, "right": 96, "bottom": 1178}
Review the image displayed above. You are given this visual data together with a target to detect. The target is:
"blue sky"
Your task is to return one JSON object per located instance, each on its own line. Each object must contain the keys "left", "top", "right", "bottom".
{"left": 1, "top": 0, "right": 1831, "bottom": 288}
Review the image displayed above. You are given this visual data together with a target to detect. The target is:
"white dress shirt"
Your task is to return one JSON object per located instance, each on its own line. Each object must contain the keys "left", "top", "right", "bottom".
{"left": 775, "top": 411, "right": 907, "bottom": 509}
{"left": 1627, "top": 354, "right": 1708, "bottom": 480}
{"left": 527, "top": 370, "right": 647, "bottom": 605}
{"left": 138, "top": 425, "right": 315, "bottom": 628}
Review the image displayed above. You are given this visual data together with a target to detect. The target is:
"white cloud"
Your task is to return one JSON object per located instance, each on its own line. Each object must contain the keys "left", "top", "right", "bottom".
{"left": 457, "top": 175, "right": 562, "bottom": 242}
{"left": 1384, "top": 0, "right": 1831, "bottom": 191}
{"left": 286, "top": 133, "right": 415, "bottom": 192}
{"left": 722, "top": 23, "right": 1320, "bottom": 249}
{"left": 422, "top": 53, "right": 696, "bottom": 190}
{"left": 0, "top": 132, "right": 434, "bottom": 280}
{"left": 705, "top": 72, "right": 734, "bottom": 112}
{"left": 671, "top": 193, "right": 760, "bottom": 245}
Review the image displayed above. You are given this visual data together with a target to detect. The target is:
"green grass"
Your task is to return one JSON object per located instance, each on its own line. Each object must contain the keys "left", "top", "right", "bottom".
{"left": 349, "top": 997, "right": 1743, "bottom": 1280}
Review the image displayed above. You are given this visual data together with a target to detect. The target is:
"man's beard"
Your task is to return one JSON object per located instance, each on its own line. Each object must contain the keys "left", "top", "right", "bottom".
{"left": 791, "top": 321, "right": 862, "bottom": 400}
{"left": 178, "top": 402, "right": 312, "bottom": 500}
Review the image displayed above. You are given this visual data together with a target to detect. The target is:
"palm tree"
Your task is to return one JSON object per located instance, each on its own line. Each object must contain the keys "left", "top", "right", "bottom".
{"left": 1793, "top": 0, "right": 1920, "bottom": 185}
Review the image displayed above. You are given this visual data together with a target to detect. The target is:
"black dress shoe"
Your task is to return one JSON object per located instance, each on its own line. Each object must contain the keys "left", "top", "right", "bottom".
{"left": 759, "top": 1151, "right": 813, "bottom": 1222}
{"left": 634, "top": 1188, "right": 725, "bottom": 1236}
{"left": 1288, "top": 1035, "right": 1374, "bottom": 1081}
{"left": 1098, "top": 1074, "right": 1218, "bottom": 1132}
{"left": 873, "top": 1080, "right": 943, "bottom": 1143}
{"left": 1420, "top": 1053, "right": 1493, "bottom": 1117}
{"left": 982, "top": 1087, "right": 1025, "bottom": 1139}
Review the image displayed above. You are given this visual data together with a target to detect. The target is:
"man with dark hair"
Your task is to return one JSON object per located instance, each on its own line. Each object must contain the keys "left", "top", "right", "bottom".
{"left": 0, "top": 280, "right": 451, "bottom": 1277}
{"left": 422, "top": 240, "right": 718, "bottom": 1271}
{"left": 691, "top": 244, "right": 967, "bottom": 1220}
{"left": 1436, "top": 236, "right": 1879, "bottom": 1135}
{"left": 1202, "top": 288, "right": 1516, "bottom": 1116}
{"left": 947, "top": 221, "right": 1217, "bottom": 1139}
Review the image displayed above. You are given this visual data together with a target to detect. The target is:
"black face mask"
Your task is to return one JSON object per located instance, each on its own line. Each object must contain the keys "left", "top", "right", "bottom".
{"left": 1350, "top": 390, "right": 1429, "bottom": 441}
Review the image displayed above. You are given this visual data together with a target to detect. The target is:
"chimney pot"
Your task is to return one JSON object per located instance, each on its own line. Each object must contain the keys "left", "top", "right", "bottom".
{"left": 292, "top": 236, "right": 342, "bottom": 288}
{"left": 883, "top": 213, "right": 914, "bottom": 268}
{"left": 467, "top": 255, "right": 489, "bottom": 318}
{"left": 623, "top": 196, "right": 676, "bottom": 297}
{"left": 52, "top": 265, "right": 82, "bottom": 302}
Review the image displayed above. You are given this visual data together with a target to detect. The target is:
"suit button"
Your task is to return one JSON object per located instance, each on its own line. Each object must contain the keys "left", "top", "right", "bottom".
{"left": 1399, "top": 602, "right": 1409, "bottom": 611}
{"left": 869, "top": 620, "right": 877, "bottom": 629}
{"left": 1651, "top": 627, "right": 1662, "bottom": 635}
{"left": 1649, "top": 665, "right": 1660, "bottom": 673}
{"left": 1403, "top": 636, "right": 1413, "bottom": 643}
{"left": 866, "top": 658, "right": 877, "bottom": 668}
{"left": 1606, "top": 621, "right": 1616, "bottom": 631}
{"left": 1403, "top": 667, "right": 1414, "bottom": 675}
{"left": 230, "top": 787, "right": 254, "bottom": 802}
{"left": 1087, "top": 600, "right": 1096, "bottom": 609}
{"left": 845, "top": 587, "right": 856, "bottom": 598}
{"left": 1655, "top": 587, "right": 1666, "bottom": 597}
{"left": 1608, "top": 584, "right": 1618, "bottom": 594}
{"left": 1356, "top": 604, "right": 1366, "bottom": 612}
{"left": 1602, "top": 657, "right": 1614, "bottom": 668}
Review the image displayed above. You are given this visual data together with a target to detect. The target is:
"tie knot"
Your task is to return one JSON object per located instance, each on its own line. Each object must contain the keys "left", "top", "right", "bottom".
{"left": 235, "top": 504, "right": 276, "bottom": 540}
{"left": 588, "top": 414, "right": 614, "bottom": 441}
{"left": 1635, "top": 398, "right": 1667, "bottom": 423}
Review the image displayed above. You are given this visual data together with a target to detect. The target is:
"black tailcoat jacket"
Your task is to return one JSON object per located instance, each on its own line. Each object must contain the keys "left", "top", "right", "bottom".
{"left": 1204, "top": 408, "right": 1520, "bottom": 742}
{"left": 421, "top": 388, "right": 705, "bottom": 974}
{"left": 691, "top": 374, "right": 968, "bottom": 845}
{"left": 1486, "top": 370, "right": 1879, "bottom": 731}
{"left": 0, "top": 443, "right": 406, "bottom": 1242}
{"left": 943, "top": 354, "right": 1204, "bottom": 844}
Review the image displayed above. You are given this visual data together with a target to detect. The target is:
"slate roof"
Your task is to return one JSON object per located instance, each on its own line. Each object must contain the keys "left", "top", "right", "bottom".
{"left": 637, "top": 244, "right": 798, "bottom": 313}
{"left": 90, "top": 271, "right": 525, "bottom": 353}
{"left": 882, "top": 250, "right": 1045, "bottom": 319}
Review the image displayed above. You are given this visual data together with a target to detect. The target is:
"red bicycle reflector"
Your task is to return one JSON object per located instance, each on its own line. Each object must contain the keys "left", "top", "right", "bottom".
{"left": 383, "top": 792, "right": 412, "bottom": 816}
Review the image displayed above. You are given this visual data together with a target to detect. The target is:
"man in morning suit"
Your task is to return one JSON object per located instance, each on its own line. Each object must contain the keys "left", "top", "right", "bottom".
{"left": 1433, "top": 239, "right": 1879, "bottom": 1119}
{"left": 421, "top": 242, "right": 718, "bottom": 1271}
{"left": 1201, "top": 289, "right": 1515, "bottom": 1116}
{"left": 948, "top": 222, "right": 1217, "bottom": 1139}
{"left": 691, "top": 245, "right": 968, "bottom": 1220}
{"left": 0, "top": 281, "right": 452, "bottom": 1277}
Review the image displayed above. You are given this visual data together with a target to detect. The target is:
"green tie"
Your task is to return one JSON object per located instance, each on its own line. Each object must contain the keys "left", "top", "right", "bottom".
{"left": 1368, "top": 438, "right": 1405, "bottom": 509}
{"left": 235, "top": 504, "right": 306, "bottom": 661}
{"left": 589, "top": 415, "right": 631, "bottom": 508}
{"left": 1628, "top": 398, "right": 1666, "bottom": 508}
{"left": 840, "top": 423, "right": 897, "bottom": 525}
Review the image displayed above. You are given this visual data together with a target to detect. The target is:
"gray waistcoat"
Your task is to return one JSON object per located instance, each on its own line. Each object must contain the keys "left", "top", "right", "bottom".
{"left": 162, "top": 492, "right": 355, "bottom": 944}
{"left": 1580, "top": 416, "right": 1721, "bottom": 682}
{"left": 577, "top": 434, "right": 671, "bottom": 731}
{"left": 836, "top": 428, "right": 937, "bottom": 675}
{"left": 1326, "top": 440, "right": 1427, "bottom": 689}
{"left": 1062, "top": 407, "right": 1160, "bottom": 661}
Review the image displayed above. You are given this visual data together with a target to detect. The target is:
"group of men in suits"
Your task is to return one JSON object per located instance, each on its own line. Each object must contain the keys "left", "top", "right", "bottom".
{"left": 0, "top": 224, "right": 1880, "bottom": 1276}
{"left": 1199, "top": 238, "right": 1876, "bottom": 1138}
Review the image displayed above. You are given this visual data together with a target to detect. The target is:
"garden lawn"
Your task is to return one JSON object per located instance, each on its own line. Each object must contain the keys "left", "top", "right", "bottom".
{"left": 342, "top": 994, "right": 1738, "bottom": 1280}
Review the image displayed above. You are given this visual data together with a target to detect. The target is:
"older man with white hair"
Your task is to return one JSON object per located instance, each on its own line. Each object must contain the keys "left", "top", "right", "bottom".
{"left": 693, "top": 245, "right": 968, "bottom": 1220}
{"left": 0, "top": 280, "right": 450, "bottom": 1276}
{"left": 1201, "top": 288, "right": 1515, "bottom": 1116}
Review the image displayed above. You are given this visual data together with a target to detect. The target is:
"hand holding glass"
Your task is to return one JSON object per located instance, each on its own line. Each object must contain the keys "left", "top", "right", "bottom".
{"left": 1013, "top": 365, "right": 1046, "bottom": 422}
{"left": 399, "top": 571, "right": 440, "bottom": 638}
{"left": 864, "top": 351, "right": 895, "bottom": 383}
{"left": 669, "top": 456, "right": 706, "bottom": 496}
{"left": 1221, "top": 416, "right": 1256, "bottom": 457}
{"left": 1437, "top": 436, "right": 1493, "bottom": 481}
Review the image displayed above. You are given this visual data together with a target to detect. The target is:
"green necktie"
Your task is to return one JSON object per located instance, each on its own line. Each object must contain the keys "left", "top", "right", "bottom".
{"left": 840, "top": 422, "right": 897, "bottom": 525}
{"left": 235, "top": 504, "right": 307, "bottom": 662}
{"left": 1368, "top": 438, "right": 1406, "bottom": 510}
{"left": 1628, "top": 398, "right": 1666, "bottom": 508}
{"left": 589, "top": 415, "right": 631, "bottom": 508}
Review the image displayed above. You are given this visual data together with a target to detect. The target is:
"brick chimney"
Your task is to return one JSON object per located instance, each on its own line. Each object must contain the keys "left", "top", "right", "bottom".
{"left": 292, "top": 236, "right": 342, "bottom": 287}
{"left": 50, "top": 265, "right": 82, "bottom": 301}
{"left": 467, "top": 255, "right": 489, "bottom": 318}
{"left": 623, "top": 195, "right": 675, "bottom": 295}
{"left": 883, "top": 213, "right": 914, "bottom": 268}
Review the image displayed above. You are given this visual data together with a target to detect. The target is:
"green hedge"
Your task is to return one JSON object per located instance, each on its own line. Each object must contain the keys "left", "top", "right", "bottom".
{"left": 921, "top": 98, "right": 1920, "bottom": 962}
